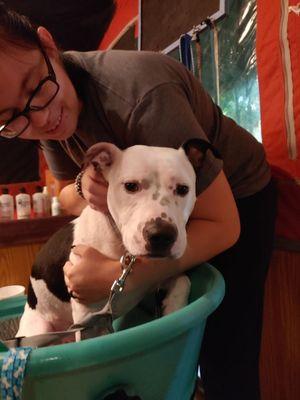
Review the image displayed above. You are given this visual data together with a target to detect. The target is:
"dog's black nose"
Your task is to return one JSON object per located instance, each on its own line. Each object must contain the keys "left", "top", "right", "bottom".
{"left": 143, "top": 218, "right": 178, "bottom": 256}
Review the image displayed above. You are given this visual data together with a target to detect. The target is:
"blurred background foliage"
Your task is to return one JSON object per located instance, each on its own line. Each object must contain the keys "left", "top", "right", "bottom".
{"left": 168, "top": 0, "right": 261, "bottom": 141}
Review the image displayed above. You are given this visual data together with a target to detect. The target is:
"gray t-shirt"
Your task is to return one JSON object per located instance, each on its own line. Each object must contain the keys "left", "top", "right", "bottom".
{"left": 42, "top": 50, "right": 270, "bottom": 198}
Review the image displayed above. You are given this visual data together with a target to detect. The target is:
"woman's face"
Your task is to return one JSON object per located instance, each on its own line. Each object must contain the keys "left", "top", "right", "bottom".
{"left": 0, "top": 30, "right": 82, "bottom": 141}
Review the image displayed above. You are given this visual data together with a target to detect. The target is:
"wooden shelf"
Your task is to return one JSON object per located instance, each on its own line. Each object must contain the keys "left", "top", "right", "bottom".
{"left": 0, "top": 215, "right": 75, "bottom": 248}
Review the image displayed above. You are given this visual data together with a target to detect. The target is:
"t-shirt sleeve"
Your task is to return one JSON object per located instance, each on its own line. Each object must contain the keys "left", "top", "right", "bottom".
{"left": 41, "top": 140, "right": 81, "bottom": 181}
{"left": 127, "top": 82, "right": 223, "bottom": 195}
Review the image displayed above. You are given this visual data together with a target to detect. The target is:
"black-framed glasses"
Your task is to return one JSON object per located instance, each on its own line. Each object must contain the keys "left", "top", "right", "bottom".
{"left": 0, "top": 48, "right": 60, "bottom": 139}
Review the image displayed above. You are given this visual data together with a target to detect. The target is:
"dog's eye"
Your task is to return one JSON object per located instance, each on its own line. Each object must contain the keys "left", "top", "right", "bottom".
{"left": 175, "top": 184, "right": 189, "bottom": 196}
{"left": 124, "top": 181, "right": 140, "bottom": 193}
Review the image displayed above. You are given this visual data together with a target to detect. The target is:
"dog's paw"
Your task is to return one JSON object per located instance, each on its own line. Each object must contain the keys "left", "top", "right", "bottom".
{"left": 162, "top": 275, "right": 191, "bottom": 315}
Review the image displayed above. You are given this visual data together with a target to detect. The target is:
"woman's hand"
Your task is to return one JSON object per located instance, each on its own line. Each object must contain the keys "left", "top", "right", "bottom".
{"left": 64, "top": 244, "right": 120, "bottom": 303}
{"left": 63, "top": 245, "right": 174, "bottom": 305}
{"left": 81, "top": 165, "right": 109, "bottom": 213}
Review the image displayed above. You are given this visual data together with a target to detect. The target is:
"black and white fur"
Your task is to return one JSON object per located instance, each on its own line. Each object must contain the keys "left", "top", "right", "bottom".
{"left": 17, "top": 140, "right": 210, "bottom": 338}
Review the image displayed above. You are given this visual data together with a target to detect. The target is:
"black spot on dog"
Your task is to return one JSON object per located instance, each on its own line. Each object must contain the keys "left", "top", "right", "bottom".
{"left": 27, "top": 280, "right": 37, "bottom": 309}
{"left": 31, "top": 223, "right": 75, "bottom": 303}
{"left": 160, "top": 196, "right": 170, "bottom": 206}
{"left": 152, "top": 191, "right": 159, "bottom": 200}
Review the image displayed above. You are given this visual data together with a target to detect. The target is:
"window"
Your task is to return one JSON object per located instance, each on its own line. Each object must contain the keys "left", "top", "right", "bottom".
{"left": 166, "top": 0, "right": 261, "bottom": 141}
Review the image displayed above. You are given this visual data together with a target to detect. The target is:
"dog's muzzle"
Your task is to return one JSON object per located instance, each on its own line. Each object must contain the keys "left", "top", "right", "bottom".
{"left": 143, "top": 218, "right": 178, "bottom": 257}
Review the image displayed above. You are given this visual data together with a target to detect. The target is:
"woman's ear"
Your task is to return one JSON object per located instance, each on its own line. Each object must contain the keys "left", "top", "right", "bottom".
{"left": 37, "top": 27, "right": 59, "bottom": 59}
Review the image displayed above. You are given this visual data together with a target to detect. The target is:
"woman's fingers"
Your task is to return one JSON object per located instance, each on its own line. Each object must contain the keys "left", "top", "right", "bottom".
{"left": 81, "top": 166, "right": 109, "bottom": 212}
{"left": 64, "top": 245, "right": 103, "bottom": 293}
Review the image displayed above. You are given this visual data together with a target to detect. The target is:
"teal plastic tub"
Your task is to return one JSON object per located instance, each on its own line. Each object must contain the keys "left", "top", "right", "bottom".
{"left": 0, "top": 263, "right": 224, "bottom": 400}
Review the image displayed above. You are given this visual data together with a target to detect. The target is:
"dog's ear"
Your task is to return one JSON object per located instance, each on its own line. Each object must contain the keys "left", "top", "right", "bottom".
{"left": 83, "top": 142, "right": 122, "bottom": 174}
{"left": 181, "top": 138, "right": 221, "bottom": 169}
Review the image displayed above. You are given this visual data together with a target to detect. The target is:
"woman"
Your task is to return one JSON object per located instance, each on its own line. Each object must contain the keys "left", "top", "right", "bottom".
{"left": 0, "top": 4, "right": 276, "bottom": 399}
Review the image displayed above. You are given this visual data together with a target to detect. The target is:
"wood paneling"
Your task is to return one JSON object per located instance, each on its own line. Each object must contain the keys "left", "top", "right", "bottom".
{"left": 0, "top": 215, "right": 74, "bottom": 289}
{"left": 0, "top": 243, "right": 43, "bottom": 289}
{"left": 260, "top": 250, "right": 300, "bottom": 400}
{"left": 140, "top": 0, "right": 220, "bottom": 51}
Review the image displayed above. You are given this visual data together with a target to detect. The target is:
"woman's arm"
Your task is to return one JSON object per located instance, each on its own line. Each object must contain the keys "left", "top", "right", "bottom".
{"left": 59, "top": 182, "right": 87, "bottom": 216}
{"left": 53, "top": 177, "right": 86, "bottom": 216}
{"left": 58, "top": 165, "right": 109, "bottom": 216}
{"left": 64, "top": 170, "right": 240, "bottom": 302}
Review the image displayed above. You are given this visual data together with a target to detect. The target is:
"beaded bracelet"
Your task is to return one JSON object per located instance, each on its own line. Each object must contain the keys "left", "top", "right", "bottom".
{"left": 75, "top": 170, "right": 85, "bottom": 199}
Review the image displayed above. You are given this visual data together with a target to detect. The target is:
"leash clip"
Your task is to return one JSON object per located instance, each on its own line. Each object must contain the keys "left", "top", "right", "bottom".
{"left": 110, "top": 252, "right": 136, "bottom": 296}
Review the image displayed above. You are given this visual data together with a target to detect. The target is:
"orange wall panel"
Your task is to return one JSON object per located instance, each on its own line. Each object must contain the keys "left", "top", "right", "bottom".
{"left": 99, "top": 0, "right": 138, "bottom": 50}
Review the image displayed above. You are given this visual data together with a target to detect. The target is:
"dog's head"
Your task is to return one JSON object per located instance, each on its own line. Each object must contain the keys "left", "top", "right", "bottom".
{"left": 84, "top": 139, "right": 210, "bottom": 259}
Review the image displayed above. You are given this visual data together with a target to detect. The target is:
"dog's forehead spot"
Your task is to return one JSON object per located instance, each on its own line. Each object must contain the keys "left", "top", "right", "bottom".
{"left": 152, "top": 191, "right": 160, "bottom": 201}
{"left": 141, "top": 179, "right": 151, "bottom": 189}
{"left": 160, "top": 196, "right": 171, "bottom": 206}
{"left": 153, "top": 171, "right": 159, "bottom": 180}
{"left": 152, "top": 171, "right": 161, "bottom": 189}
{"left": 154, "top": 181, "right": 161, "bottom": 191}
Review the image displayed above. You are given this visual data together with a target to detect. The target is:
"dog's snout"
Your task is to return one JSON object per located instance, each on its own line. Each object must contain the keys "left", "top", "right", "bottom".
{"left": 143, "top": 218, "right": 178, "bottom": 256}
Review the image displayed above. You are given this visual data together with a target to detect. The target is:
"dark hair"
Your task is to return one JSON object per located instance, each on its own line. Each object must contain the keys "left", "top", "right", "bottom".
{"left": 0, "top": 1, "right": 40, "bottom": 49}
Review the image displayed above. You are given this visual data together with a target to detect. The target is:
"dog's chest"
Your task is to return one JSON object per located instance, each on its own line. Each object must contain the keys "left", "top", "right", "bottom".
{"left": 72, "top": 207, "right": 123, "bottom": 260}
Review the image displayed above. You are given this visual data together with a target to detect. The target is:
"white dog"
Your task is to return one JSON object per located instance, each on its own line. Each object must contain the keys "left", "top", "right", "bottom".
{"left": 17, "top": 139, "right": 212, "bottom": 339}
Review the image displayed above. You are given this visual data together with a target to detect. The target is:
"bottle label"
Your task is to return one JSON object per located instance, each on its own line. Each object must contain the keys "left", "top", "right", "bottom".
{"left": 17, "top": 199, "right": 30, "bottom": 207}
{"left": 0, "top": 198, "right": 14, "bottom": 220}
{"left": 33, "top": 198, "right": 44, "bottom": 215}
{"left": 16, "top": 197, "right": 31, "bottom": 219}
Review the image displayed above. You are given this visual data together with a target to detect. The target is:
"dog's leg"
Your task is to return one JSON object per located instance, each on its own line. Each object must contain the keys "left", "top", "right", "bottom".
{"left": 162, "top": 275, "right": 191, "bottom": 315}
{"left": 16, "top": 303, "right": 55, "bottom": 337}
{"left": 71, "top": 299, "right": 110, "bottom": 341}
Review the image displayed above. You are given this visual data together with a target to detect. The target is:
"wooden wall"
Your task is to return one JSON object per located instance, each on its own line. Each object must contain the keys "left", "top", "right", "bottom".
{"left": 0, "top": 215, "right": 74, "bottom": 289}
{"left": 140, "top": 0, "right": 220, "bottom": 51}
{"left": 0, "top": 243, "right": 43, "bottom": 290}
{"left": 260, "top": 249, "right": 300, "bottom": 400}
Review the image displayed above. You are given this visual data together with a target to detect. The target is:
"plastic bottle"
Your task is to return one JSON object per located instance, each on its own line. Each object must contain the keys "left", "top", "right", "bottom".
{"left": 42, "top": 186, "right": 51, "bottom": 217}
{"left": 0, "top": 188, "right": 14, "bottom": 221}
{"left": 16, "top": 187, "right": 31, "bottom": 219}
{"left": 51, "top": 196, "right": 61, "bottom": 216}
{"left": 32, "top": 185, "right": 44, "bottom": 217}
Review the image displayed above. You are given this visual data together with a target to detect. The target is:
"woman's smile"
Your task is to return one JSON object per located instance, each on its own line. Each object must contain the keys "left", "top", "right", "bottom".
{"left": 46, "top": 107, "right": 63, "bottom": 133}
